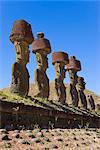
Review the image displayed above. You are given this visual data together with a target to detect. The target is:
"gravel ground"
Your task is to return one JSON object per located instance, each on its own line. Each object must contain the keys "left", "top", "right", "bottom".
{"left": 0, "top": 128, "right": 100, "bottom": 150}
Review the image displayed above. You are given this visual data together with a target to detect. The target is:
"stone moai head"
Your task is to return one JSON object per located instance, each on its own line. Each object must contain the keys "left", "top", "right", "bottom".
{"left": 10, "top": 20, "right": 34, "bottom": 96}
{"left": 10, "top": 19, "right": 34, "bottom": 65}
{"left": 77, "top": 77, "right": 86, "bottom": 91}
{"left": 52, "top": 52, "right": 69, "bottom": 80}
{"left": 32, "top": 32, "right": 51, "bottom": 71}
{"left": 66, "top": 56, "right": 81, "bottom": 85}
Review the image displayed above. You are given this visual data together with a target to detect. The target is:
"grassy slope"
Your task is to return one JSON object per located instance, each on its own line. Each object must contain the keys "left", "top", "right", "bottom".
{"left": 1, "top": 82, "right": 100, "bottom": 105}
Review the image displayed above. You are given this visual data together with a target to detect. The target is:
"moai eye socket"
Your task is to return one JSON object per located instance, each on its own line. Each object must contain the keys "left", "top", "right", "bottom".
{"left": 17, "top": 51, "right": 20, "bottom": 54}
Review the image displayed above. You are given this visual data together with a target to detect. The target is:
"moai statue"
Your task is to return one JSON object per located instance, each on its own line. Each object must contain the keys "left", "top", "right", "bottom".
{"left": 32, "top": 32, "right": 51, "bottom": 98}
{"left": 96, "top": 104, "right": 100, "bottom": 111}
{"left": 87, "top": 95, "right": 95, "bottom": 111}
{"left": 10, "top": 20, "right": 34, "bottom": 96}
{"left": 52, "top": 52, "right": 69, "bottom": 104}
{"left": 77, "top": 77, "right": 87, "bottom": 109}
{"left": 66, "top": 56, "right": 81, "bottom": 107}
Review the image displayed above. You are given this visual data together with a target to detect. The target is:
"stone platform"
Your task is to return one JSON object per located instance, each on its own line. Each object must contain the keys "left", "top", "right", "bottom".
{"left": 0, "top": 92, "right": 100, "bottom": 129}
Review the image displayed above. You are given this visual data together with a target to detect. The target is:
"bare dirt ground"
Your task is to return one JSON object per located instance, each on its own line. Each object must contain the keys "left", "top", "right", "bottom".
{"left": 0, "top": 128, "right": 100, "bottom": 150}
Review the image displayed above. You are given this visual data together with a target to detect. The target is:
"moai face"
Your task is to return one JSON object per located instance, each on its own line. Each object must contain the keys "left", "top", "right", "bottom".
{"left": 55, "top": 62, "right": 66, "bottom": 80}
{"left": 36, "top": 52, "right": 48, "bottom": 72}
{"left": 69, "top": 70, "right": 78, "bottom": 85}
{"left": 14, "top": 41, "right": 30, "bottom": 65}
{"left": 77, "top": 77, "right": 86, "bottom": 91}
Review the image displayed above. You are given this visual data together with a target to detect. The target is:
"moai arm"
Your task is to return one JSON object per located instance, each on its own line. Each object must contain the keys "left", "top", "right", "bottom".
{"left": 55, "top": 78, "right": 61, "bottom": 99}
{"left": 34, "top": 69, "right": 42, "bottom": 92}
{"left": 12, "top": 62, "right": 20, "bottom": 85}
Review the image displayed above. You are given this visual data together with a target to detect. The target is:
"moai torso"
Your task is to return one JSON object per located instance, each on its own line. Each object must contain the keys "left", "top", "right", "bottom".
{"left": 34, "top": 66, "right": 49, "bottom": 98}
{"left": 77, "top": 77, "right": 87, "bottom": 109}
{"left": 54, "top": 63, "right": 66, "bottom": 104}
{"left": 11, "top": 62, "right": 30, "bottom": 96}
{"left": 66, "top": 56, "right": 81, "bottom": 107}
{"left": 10, "top": 20, "right": 34, "bottom": 96}
{"left": 87, "top": 95, "right": 95, "bottom": 110}
{"left": 68, "top": 70, "right": 79, "bottom": 107}
{"left": 10, "top": 41, "right": 30, "bottom": 96}
{"left": 32, "top": 32, "right": 51, "bottom": 99}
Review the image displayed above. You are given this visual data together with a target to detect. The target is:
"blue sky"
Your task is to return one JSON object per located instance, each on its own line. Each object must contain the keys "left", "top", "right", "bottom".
{"left": 0, "top": 0, "right": 100, "bottom": 95}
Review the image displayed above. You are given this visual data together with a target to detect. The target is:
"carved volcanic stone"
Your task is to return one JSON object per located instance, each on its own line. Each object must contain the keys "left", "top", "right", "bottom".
{"left": 32, "top": 32, "right": 51, "bottom": 54}
{"left": 66, "top": 56, "right": 81, "bottom": 71}
{"left": 77, "top": 77, "right": 87, "bottom": 109}
{"left": 10, "top": 20, "right": 34, "bottom": 44}
{"left": 11, "top": 62, "right": 30, "bottom": 96}
{"left": 88, "top": 95, "right": 95, "bottom": 110}
{"left": 52, "top": 52, "right": 69, "bottom": 65}
{"left": 52, "top": 52, "right": 68, "bottom": 104}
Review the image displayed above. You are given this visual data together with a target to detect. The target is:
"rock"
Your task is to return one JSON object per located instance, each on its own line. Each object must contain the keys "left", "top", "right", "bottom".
{"left": 43, "top": 137, "right": 51, "bottom": 142}
{"left": 50, "top": 144, "right": 58, "bottom": 149}
{"left": 85, "top": 132, "right": 91, "bottom": 136}
{"left": 27, "top": 130, "right": 32, "bottom": 133}
{"left": 76, "top": 143, "right": 79, "bottom": 147}
{"left": 65, "top": 144, "right": 68, "bottom": 146}
{"left": 41, "top": 129, "right": 48, "bottom": 132}
{"left": 27, "top": 133, "right": 35, "bottom": 138}
{"left": 32, "top": 138, "right": 41, "bottom": 143}
{"left": 26, "top": 148, "right": 33, "bottom": 150}
{"left": 44, "top": 148, "right": 49, "bottom": 150}
{"left": 57, "top": 138, "right": 63, "bottom": 142}
{"left": 12, "top": 133, "right": 20, "bottom": 139}
{"left": 14, "top": 130, "right": 20, "bottom": 133}
{"left": 51, "top": 133, "right": 54, "bottom": 136}
{"left": 0, "top": 129, "right": 8, "bottom": 134}
{"left": 73, "top": 137, "right": 78, "bottom": 140}
{"left": 36, "top": 132, "right": 44, "bottom": 137}
{"left": 0, "top": 134, "right": 10, "bottom": 141}
{"left": 18, "top": 139, "right": 30, "bottom": 145}
{"left": 56, "top": 133, "right": 61, "bottom": 136}
{"left": 3, "top": 142, "right": 11, "bottom": 148}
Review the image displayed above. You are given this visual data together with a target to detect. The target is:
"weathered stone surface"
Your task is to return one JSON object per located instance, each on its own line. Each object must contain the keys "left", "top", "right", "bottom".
{"left": 10, "top": 20, "right": 34, "bottom": 44}
{"left": 0, "top": 134, "right": 10, "bottom": 141}
{"left": 33, "top": 32, "right": 51, "bottom": 99}
{"left": 52, "top": 52, "right": 68, "bottom": 104}
{"left": 77, "top": 77, "right": 87, "bottom": 109}
{"left": 96, "top": 104, "right": 100, "bottom": 111}
{"left": 12, "top": 133, "right": 20, "bottom": 139}
{"left": 66, "top": 56, "right": 81, "bottom": 71}
{"left": 67, "top": 69, "right": 79, "bottom": 107}
{"left": 66, "top": 56, "right": 81, "bottom": 107}
{"left": 32, "top": 32, "right": 51, "bottom": 54}
{"left": 18, "top": 139, "right": 30, "bottom": 145}
{"left": 0, "top": 129, "right": 8, "bottom": 134}
{"left": 11, "top": 61, "right": 30, "bottom": 96}
{"left": 87, "top": 95, "right": 95, "bottom": 110}
{"left": 10, "top": 20, "right": 34, "bottom": 96}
